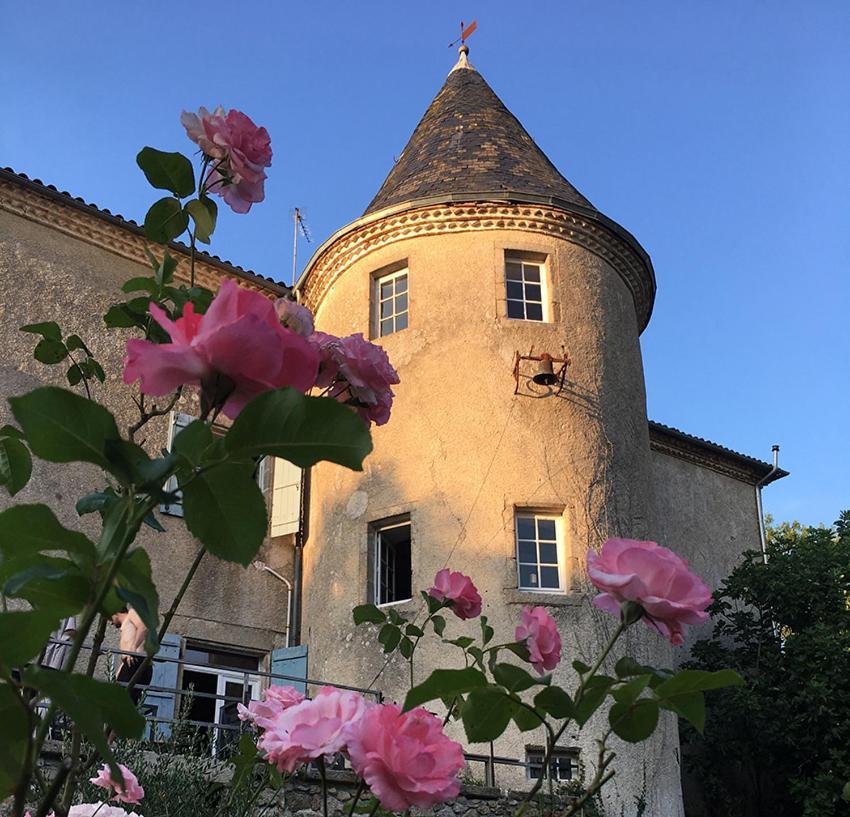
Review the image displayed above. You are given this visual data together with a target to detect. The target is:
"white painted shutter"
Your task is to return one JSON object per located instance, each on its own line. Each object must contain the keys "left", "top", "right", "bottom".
{"left": 269, "top": 458, "right": 301, "bottom": 537}
{"left": 160, "top": 412, "right": 195, "bottom": 517}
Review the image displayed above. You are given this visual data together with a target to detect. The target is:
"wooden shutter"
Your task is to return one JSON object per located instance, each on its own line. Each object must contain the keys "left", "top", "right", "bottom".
{"left": 270, "top": 645, "right": 308, "bottom": 694}
{"left": 144, "top": 633, "right": 182, "bottom": 739}
{"left": 160, "top": 412, "right": 195, "bottom": 517}
{"left": 269, "top": 458, "right": 301, "bottom": 537}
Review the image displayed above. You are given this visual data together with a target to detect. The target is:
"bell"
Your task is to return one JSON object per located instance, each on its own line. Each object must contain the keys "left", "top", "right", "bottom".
{"left": 532, "top": 355, "right": 558, "bottom": 386}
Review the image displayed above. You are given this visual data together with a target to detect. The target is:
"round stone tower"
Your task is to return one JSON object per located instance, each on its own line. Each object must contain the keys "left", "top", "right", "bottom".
{"left": 299, "top": 48, "right": 682, "bottom": 817}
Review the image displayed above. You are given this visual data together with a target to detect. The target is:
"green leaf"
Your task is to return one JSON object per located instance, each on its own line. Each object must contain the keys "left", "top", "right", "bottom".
{"left": 654, "top": 669, "right": 745, "bottom": 700}
{"left": 67, "top": 363, "right": 83, "bottom": 386}
{"left": 353, "top": 604, "right": 386, "bottom": 625}
{"left": 65, "top": 335, "right": 91, "bottom": 355}
{"left": 231, "top": 731, "right": 260, "bottom": 791}
{"left": 121, "top": 276, "right": 159, "bottom": 295}
{"left": 182, "top": 461, "right": 267, "bottom": 565}
{"left": 0, "top": 425, "right": 24, "bottom": 440}
{"left": 574, "top": 675, "right": 615, "bottom": 726}
{"left": 115, "top": 548, "right": 160, "bottom": 653}
{"left": 137, "top": 147, "right": 195, "bottom": 198}
{"left": 405, "top": 624, "right": 424, "bottom": 637}
{"left": 462, "top": 686, "right": 514, "bottom": 742}
{"left": 378, "top": 624, "right": 402, "bottom": 653}
{"left": 404, "top": 667, "right": 488, "bottom": 711}
{"left": 511, "top": 700, "right": 545, "bottom": 731}
{"left": 225, "top": 388, "right": 373, "bottom": 471}
{"left": 842, "top": 781, "right": 850, "bottom": 803}
{"left": 387, "top": 608, "right": 405, "bottom": 626}
{"left": 23, "top": 667, "right": 144, "bottom": 783}
{"left": 480, "top": 615, "right": 494, "bottom": 646}
{"left": 399, "top": 637, "right": 414, "bottom": 659}
{"left": 9, "top": 387, "right": 120, "bottom": 470}
{"left": 76, "top": 491, "right": 116, "bottom": 516}
{"left": 172, "top": 420, "right": 213, "bottom": 467}
{"left": 90, "top": 359, "right": 106, "bottom": 383}
{"left": 0, "top": 684, "right": 29, "bottom": 798}
{"left": 0, "top": 436, "right": 32, "bottom": 496}
{"left": 5, "top": 566, "right": 89, "bottom": 618}
{"left": 504, "top": 642, "right": 531, "bottom": 662}
{"left": 0, "top": 504, "right": 96, "bottom": 571}
{"left": 492, "top": 662, "right": 548, "bottom": 693}
{"left": 609, "top": 698, "right": 660, "bottom": 743}
{"left": 104, "top": 303, "right": 145, "bottom": 329}
{"left": 431, "top": 615, "right": 446, "bottom": 636}
{"left": 21, "top": 321, "right": 62, "bottom": 340}
{"left": 0, "top": 609, "right": 59, "bottom": 666}
{"left": 446, "top": 636, "right": 474, "bottom": 649}
{"left": 186, "top": 197, "right": 217, "bottom": 244}
{"left": 535, "top": 686, "right": 575, "bottom": 719}
{"left": 659, "top": 690, "right": 706, "bottom": 733}
{"left": 615, "top": 657, "right": 657, "bottom": 678}
{"left": 144, "top": 196, "right": 189, "bottom": 244}
{"left": 33, "top": 338, "right": 68, "bottom": 364}
{"left": 611, "top": 674, "right": 652, "bottom": 706}
{"left": 573, "top": 660, "right": 591, "bottom": 674}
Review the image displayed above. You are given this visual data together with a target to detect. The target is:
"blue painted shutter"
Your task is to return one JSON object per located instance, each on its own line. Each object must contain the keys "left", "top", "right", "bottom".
{"left": 270, "top": 645, "right": 308, "bottom": 695}
{"left": 161, "top": 412, "right": 194, "bottom": 516}
{"left": 145, "top": 633, "right": 182, "bottom": 739}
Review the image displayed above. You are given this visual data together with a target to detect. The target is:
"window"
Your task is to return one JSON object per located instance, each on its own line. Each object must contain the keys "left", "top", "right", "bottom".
{"left": 374, "top": 268, "right": 409, "bottom": 337}
{"left": 161, "top": 412, "right": 267, "bottom": 518}
{"left": 371, "top": 518, "right": 412, "bottom": 606}
{"left": 181, "top": 642, "right": 260, "bottom": 757}
{"left": 505, "top": 257, "right": 545, "bottom": 321}
{"left": 526, "top": 747, "right": 578, "bottom": 781}
{"left": 515, "top": 513, "right": 564, "bottom": 591}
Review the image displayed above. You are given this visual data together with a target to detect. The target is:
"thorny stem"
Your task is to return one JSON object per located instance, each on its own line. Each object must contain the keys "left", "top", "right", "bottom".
{"left": 317, "top": 757, "right": 329, "bottom": 817}
{"left": 65, "top": 348, "right": 92, "bottom": 400}
{"left": 60, "top": 616, "right": 108, "bottom": 811}
{"left": 513, "top": 619, "right": 628, "bottom": 817}
{"left": 348, "top": 779, "right": 367, "bottom": 816}
{"left": 128, "top": 388, "right": 182, "bottom": 442}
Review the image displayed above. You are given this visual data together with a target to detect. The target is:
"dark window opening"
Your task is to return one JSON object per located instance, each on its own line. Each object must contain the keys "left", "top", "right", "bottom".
{"left": 373, "top": 520, "right": 412, "bottom": 605}
{"left": 526, "top": 747, "right": 578, "bottom": 781}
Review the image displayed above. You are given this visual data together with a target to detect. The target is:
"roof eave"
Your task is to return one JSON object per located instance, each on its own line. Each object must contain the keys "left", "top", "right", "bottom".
{"left": 299, "top": 191, "right": 656, "bottom": 328}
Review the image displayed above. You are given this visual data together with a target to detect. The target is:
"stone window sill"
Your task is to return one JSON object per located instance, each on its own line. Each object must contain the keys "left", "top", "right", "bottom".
{"left": 502, "top": 589, "right": 584, "bottom": 607}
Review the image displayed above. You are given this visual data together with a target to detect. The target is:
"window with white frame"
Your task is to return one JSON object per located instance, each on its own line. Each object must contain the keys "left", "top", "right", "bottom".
{"left": 526, "top": 746, "right": 578, "bottom": 781}
{"left": 371, "top": 518, "right": 412, "bottom": 606}
{"left": 269, "top": 458, "right": 301, "bottom": 537}
{"left": 161, "top": 412, "right": 267, "bottom": 518}
{"left": 505, "top": 257, "right": 546, "bottom": 321}
{"left": 515, "top": 512, "right": 565, "bottom": 591}
{"left": 181, "top": 642, "right": 260, "bottom": 757}
{"left": 374, "top": 268, "right": 409, "bottom": 337}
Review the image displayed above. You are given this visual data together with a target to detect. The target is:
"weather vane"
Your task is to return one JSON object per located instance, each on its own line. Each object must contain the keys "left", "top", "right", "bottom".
{"left": 448, "top": 20, "right": 477, "bottom": 48}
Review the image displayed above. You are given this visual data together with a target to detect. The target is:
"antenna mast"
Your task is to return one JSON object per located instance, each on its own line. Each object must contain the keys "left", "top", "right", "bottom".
{"left": 291, "top": 208, "right": 312, "bottom": 288}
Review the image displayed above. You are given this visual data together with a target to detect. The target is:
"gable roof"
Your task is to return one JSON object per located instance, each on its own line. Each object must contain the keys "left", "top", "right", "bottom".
{"left": 0, "top": 166, "right": 288, "bottom": 294}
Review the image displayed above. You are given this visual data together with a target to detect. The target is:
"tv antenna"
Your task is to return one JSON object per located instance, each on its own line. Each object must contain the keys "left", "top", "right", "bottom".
{"left": 448, "top": 19, "right": 477, "bottom": 48}
{"left": 291, "top": 207, "right": 312, "bottom": 287}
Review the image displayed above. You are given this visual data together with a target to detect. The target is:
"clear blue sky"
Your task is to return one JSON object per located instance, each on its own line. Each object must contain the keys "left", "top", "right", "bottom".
{"left": 3, "top": 2, "right": 848, "bottom": 527}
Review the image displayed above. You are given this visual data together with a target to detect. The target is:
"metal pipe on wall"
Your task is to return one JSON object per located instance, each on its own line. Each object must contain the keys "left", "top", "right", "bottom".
{"left": 755, "top": 445, "right": 781, "bottom": 564}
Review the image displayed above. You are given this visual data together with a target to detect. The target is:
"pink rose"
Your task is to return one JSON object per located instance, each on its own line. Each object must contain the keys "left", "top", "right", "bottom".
{"left": 237, "top": 684, "right": 305, "bottom": 727}
{"left": 182, "top": 106, "right": 272, "bottom": 213}
{"left": 428, "top": 568, "right": 482, "bottom": 620}
{"left": 515, "top": 606, "right": 562, "bottom": 674}
{"left": 346, "top": 704, "right": 464, "bottom": 811}
{"left": 54, "top": 807, "right": 141, "bottom": 817}
{"left": 274, "top": 298, "right": 315, "bottom": 337}
{"left": 587, "top": 538, "right": 712, "bottom": 646}
{"left": 259, "top": 686, "right": 369, "bottom": 773}
{"left": 89, "top": 763, "right": 144, "bottom": 805}
{"left": 124, "top": 279, "right": 319, "bottom": 419}
{"left": 310, "top": 332, "right": 400, "bottom": 426}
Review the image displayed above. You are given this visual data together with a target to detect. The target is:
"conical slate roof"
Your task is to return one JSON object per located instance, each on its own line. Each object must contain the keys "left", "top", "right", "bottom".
{"left": 364, "top": 50, "right": 595, "bottom": 215}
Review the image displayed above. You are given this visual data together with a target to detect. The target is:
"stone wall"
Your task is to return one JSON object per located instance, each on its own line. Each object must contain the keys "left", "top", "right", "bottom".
{"left": 0, "top": 201, "right": 295, "bottom": 663}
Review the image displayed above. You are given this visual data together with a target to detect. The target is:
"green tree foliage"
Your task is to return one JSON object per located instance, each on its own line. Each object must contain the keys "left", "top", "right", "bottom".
{"left": 683, "top": 512, "right": 850, "bottom": 817}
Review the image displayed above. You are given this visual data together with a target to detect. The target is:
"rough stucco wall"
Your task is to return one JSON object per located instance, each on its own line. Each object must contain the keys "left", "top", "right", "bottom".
{"left": 0, "top": 208, "right": 294, "bottom": 662}
{"left": 302, "top": 220, "right": 684, "bottom": 817}
{"left": 649, "top": 451, "right": 761, "bottom": 653}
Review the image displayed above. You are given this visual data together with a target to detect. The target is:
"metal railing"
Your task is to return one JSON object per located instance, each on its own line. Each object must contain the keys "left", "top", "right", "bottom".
{"left": 45, "top": 640, "right": 566, "bottom": 791}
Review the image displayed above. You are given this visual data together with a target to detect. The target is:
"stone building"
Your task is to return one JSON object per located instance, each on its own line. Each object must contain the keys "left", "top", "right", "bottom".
{"left": 0, "top": 45, "right": 785, "bottom": 817}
